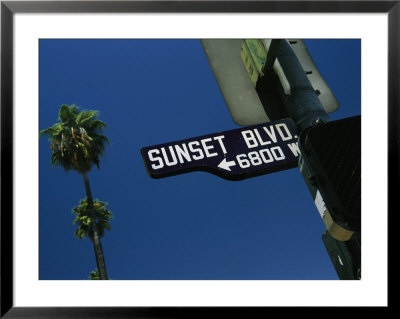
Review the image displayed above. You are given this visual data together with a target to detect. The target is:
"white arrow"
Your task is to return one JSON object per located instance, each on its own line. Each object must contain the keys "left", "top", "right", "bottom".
{"left": 218, "top": 158, "right": 236, "bottom": 171}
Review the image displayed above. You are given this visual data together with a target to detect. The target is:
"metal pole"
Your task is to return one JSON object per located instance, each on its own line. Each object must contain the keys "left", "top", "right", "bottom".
{"left": 273, "top": 40, "right": 330, "bottom": 131}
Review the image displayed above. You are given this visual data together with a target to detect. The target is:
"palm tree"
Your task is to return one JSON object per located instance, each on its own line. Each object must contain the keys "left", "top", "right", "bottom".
{"left": 72, "top": 198, "right": 113, "bottom": 241}
{"left": 73, "top": 198, "right": 113, "bottom": 280}
{"left": 89, "top": 269, "right": 100, "bottom": 280}
{"left": 88, "top": 268, "right": 112, "bottom": 280}
{"left": 40, "top": 104, "right": 110, "bottom": 279}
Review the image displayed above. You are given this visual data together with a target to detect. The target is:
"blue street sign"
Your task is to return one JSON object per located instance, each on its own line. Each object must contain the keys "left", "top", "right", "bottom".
{"left": 141, "top": 118, "right": 300, "bottom": 181}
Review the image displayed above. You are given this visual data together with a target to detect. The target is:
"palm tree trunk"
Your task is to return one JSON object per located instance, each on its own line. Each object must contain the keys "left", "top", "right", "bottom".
{"left": 82, "top": 173, "right": 108, "bottom": 280}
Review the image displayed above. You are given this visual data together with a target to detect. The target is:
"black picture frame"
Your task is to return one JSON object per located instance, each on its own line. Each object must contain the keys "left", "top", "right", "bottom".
{"left": 1, "top": 1, "right": 395, "bottom": 317}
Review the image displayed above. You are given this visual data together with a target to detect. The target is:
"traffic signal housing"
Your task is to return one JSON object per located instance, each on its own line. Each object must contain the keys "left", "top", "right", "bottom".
{"left": 322, "top": 229, "right": 361, "bottom": 280}
{"left": 298, "top": 115, "right": 361, "bottom": 241}
{"left": 201, "top": 39, "right": 339, "bottom": 126}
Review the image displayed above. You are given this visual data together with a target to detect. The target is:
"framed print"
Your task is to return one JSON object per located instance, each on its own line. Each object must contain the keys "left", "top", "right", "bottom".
{"left": 1, "top": 0, "right": 395, "bottom": 317}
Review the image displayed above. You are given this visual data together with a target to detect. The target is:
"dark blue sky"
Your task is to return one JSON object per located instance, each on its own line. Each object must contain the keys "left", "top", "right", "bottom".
{"left": 39, "top": 39, "right": 360, "bottom": 280}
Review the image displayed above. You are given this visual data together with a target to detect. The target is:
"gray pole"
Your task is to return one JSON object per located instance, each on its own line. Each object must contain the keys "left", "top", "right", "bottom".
{"left": 273, "top": 40, "right": 330, "bottom": 131}
{"left": 274, "top": 40, "right": 361, "bottom": 279}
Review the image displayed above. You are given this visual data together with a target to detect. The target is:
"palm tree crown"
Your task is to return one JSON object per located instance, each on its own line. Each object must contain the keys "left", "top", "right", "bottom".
{"left": 40, "top": 104, "right": 110, "bottom": 174}
{"left": 72, "top": 198, "right": 113, "bottom": 241}
{"left": 89, "top": 269, "right": 100, "bottom": 280}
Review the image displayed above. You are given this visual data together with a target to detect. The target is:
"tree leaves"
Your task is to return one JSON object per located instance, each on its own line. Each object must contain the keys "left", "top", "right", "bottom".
{"left": 39, "top": 104, "right": 110, "bottom": 174}
{"left": 58, "top": 104, "right": 79, "bottom": 123}
{"left": 89, "top": 269, "right": 100, "bottom": 280}
{"left": 72, "top": 198, "right": 114, "bottom": 241}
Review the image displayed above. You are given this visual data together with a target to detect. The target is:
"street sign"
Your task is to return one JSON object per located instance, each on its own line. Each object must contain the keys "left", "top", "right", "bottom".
{"left": 141, "top": 118, "right": 300, "bottom": 181}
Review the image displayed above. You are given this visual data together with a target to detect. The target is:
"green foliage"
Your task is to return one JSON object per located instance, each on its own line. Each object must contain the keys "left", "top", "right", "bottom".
{"left": 89, "top": 268, "right": 111, "bottom": 280}
{"left": 39, "top": 104, "right": 110, "bottom": 174}
{"left": 89, "top": 269, "right": 100, "bottom": 280}
{"left": 72, "top": 198, "right": 114, "bottom": 241}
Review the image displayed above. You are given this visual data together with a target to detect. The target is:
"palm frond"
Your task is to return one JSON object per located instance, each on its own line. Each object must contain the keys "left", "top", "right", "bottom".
{"left": 58, "top": 104, "right": 79, "bottom": 122}
{"left": 78, "top": 110, "right": 98, "bottom": 126}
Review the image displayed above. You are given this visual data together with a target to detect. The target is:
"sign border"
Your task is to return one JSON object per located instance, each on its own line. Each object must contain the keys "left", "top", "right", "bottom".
{"left": 140, "top": 118, "right": 300, "bottom": 181}
{"left": 1, "top": 0, "right": 396, "bottom": 317}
